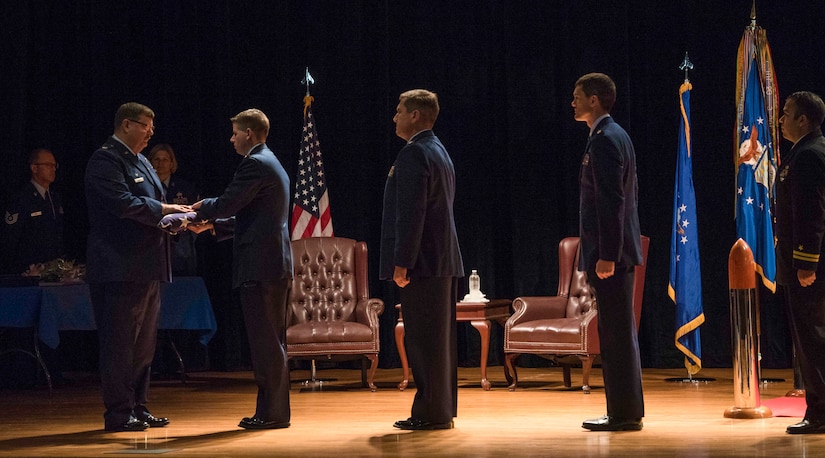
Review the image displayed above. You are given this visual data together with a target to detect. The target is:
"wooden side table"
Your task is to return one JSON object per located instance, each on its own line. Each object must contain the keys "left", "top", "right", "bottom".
{"left": 395, "top": 299, "right": 511, "bottom": 391}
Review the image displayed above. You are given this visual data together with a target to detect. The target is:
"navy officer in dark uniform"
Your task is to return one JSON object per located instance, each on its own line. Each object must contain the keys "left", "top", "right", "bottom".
{"left": 381, "top": 89, "right": 464, "bottom": 430}
{"left": 776, "top": 91, "right": 825, "bottom": 435}
{"left": 2, "top": 148, "right": 64, "bottom": 274}
{"left": 85, "top": 102, "right": 191, "bottom": 432}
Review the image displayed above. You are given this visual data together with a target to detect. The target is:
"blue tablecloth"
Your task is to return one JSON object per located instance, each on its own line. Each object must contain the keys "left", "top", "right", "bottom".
{"left": 0, "top": 277, "right": 216, "bottom": 349}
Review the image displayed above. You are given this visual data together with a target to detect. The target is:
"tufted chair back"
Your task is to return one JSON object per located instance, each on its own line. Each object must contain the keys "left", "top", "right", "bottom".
{"left": 562, "top": 238, "right": 596, "bottom": 321}
{"left": 503, "top": 236, "right": 649, "bottom": 393}
{"left": 290, "top": 237, "right": 362, "bottom": 325}
{"left": 286, "top": 237, "right": 384, "bottom": 391}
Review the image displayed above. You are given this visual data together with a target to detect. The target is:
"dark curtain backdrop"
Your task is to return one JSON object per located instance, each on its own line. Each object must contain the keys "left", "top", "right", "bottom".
{"left": 3, "top": 1, "right": 824, "bottom": 372}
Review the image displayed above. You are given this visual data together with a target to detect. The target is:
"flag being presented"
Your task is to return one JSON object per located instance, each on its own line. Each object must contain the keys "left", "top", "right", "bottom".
{"left": 291, "top": 95, "right": 334, "bottom": 240}
{"left": 734, "top": 20, "right": 778, "bottom": 292}
{"left": 669, "top": 81, "right": 704, "bottom": 375}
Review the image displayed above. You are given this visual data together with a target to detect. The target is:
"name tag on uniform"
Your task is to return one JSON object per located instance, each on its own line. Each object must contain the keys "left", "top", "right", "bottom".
{"left": 31, "top": 211, "right": 43, "bottom": 217}
{"left": 134, "top": 176, "right": 145, "bottom": 183}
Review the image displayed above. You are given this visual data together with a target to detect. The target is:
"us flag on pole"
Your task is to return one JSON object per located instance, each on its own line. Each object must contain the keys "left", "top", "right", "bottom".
{"left": 290, "top": 95, "right": 333, "bottom": 240}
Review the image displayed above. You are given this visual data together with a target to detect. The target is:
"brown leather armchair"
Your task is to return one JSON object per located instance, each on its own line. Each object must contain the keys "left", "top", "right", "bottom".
{"left": 286, "top": 237, "right": 385, "bottom": 391}
{"left": 503, "top": 235, "right": 649, "bottom": 393}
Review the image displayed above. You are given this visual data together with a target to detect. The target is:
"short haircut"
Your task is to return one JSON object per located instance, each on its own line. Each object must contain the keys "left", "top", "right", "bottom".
{"left": 148, "top": 143, "right": 178, "bottom": 174}
{"left": 575, "top": 73, "right": 617, "bottom": 113}
{"left": 114, "top": 102, "right": 154, "bottom": 131}
{"left": 400, "top": 89, "right": 440, "bottom": 123}
{"left": 787, "top": 91, "right": 825, "bottom": 127}
{"left": 28, "top": 148, "right": 53, "bottom": 165}
{"left": 231, "top": 108, "right": 270, "bottom": 138}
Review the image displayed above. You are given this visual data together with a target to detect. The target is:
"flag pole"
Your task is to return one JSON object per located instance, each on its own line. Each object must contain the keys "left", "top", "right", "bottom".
{"left": 301, "top": 67, "right": 315, "bottom": 97}
{"left": 302, "top": 67, "right": 315, "bottom": 117}
{"left": 680, "top": 52, "right": 693, "bottom": 84}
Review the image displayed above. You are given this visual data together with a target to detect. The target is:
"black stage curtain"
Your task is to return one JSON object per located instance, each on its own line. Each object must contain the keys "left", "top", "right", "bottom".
{"left": 2, "top": 1, "right": 821, "bottom": 373}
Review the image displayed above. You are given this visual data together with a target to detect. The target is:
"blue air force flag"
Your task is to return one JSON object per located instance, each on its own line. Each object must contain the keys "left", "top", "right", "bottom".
{"left": 735, "top": 63, "right": 777, "bottom": 292}
{"left": 669, "top": 82, "right": 704, "bottom": 375}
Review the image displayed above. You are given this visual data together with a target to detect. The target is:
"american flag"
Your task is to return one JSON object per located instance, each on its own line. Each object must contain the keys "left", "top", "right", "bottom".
{"left": 290, "top": 95, "right": 333, "bottom": 240}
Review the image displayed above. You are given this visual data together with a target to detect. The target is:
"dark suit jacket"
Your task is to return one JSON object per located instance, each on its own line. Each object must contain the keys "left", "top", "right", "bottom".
{"left": 84, "top": 137, "right": 171, "bottom": 283}
{"left": 578, "top": 116, "right": 642, "bottom": 270}
{"left": 2, "top": 181, "right": 64, "bottom": 273}
{"left": 775, "top": 129, "right": 825, "bottom": 285}
{"left": 197, "top": 144, "right": 292, "bottom": 288}
{"left": 380, "top": 130, "right": 464, "bottom": 280}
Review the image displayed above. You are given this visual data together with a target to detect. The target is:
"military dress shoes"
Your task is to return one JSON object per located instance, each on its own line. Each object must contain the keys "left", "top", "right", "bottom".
{"left": 393, "top": 417, "right": 454, "bottom": 430}
{"left": 786, "top": 419, "right": 825, "bottom": 434}
{"left": 238, "top": 417, "right": 291, "bottom": 430}
{"left": 582, "top": 415, "right": 643, "bottom": 431}
{"left": 137, "top": 414, "right": 170, "bottom": 428}
{"left": 105, "top": 418, "right": 150, "bottom": 432}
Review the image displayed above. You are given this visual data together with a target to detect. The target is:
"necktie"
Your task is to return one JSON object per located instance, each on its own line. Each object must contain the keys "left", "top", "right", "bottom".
{"left": 45, "top": 190, "right": 55, "bottom": 219}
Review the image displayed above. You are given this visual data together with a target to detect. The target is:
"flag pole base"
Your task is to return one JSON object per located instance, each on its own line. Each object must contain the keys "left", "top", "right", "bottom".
{"left": 664, "top": 377, "right": 716, "bottom": 383}
{"left": 724, "top": 405, "right": 772, "bottom": 419}
{"left": 785, "top": 388, "right": 805, "bottom": 398}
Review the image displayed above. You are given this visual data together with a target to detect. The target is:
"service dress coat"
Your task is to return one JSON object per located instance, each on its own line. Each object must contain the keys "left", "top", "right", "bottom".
{"left": 775, "top": 129, "right": 825, "bottom": 285}
{"left": 379, "top": 130, "right": 463, "bottom": 280}
{"left": 197, "top": 144, "right": 292, "bottom": 288}
{"left": 2, "top": 182, "right": 64, "bottom": 273}
{"left": 578, "top": 115, "right": 645, "bottom": 420}
{"left": 85, "top": 136, "right": 170, "bottom": 283}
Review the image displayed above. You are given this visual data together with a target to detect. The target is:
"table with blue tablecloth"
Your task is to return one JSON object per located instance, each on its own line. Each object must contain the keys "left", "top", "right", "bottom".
{"left": 0, "top": 277, "right": 216, "bottom": 382}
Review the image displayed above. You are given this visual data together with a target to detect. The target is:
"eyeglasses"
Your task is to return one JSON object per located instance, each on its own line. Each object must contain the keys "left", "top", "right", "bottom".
{"left": 34, "top": 162, "right": 59, "bottom": 170}
{"left": 128, "top": 119, "right": 156, "bottom": 131}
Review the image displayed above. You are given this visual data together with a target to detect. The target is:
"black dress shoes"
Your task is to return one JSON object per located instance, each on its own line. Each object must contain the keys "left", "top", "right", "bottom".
{"left": 238, "top": 417, "right": 291, "bottom": 430}
{"left": 582, "top": 415, "right": 643, "bottom": 431}
{"left": 137, "top": 414, "right": 170, "bottom": 428}
{"left": 105, "top": 418, "right": 150, "bottom": 432}
{"left": 787, "top": 419, "right": 825, "bottom": 434}
{"left": 393, "top": 417, "right": 454, "bottom": 430}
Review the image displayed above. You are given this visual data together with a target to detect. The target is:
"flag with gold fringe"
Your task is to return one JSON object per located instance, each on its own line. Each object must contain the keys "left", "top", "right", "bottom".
{"left": 669, "top": 81, "right": 704, "bottom": 375}
{"left": 734, "top": 14, "right": 778, "bottom": 292}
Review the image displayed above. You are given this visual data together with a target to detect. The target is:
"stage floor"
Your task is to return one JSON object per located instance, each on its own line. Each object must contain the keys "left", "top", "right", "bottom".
{"left": 0, "top": 366, "right": 819, "bottom": 457}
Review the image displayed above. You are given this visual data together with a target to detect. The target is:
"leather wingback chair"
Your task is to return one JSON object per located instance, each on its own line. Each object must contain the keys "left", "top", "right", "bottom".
{"left": 503, "top": 235, "right": 649, "bottom": 393}
{"left": 286, "top": 237, "right": 385, "bottom": 391}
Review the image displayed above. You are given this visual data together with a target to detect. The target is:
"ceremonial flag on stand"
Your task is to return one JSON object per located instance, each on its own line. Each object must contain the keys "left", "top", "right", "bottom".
{"left": 734, "top": 18, "right": 778, "bottom": 292}
{"left": 669, "top": 81, "right": 704, "bottom": 375}
{"left": 291, "top": 94, "right": 334, "bottom": 240}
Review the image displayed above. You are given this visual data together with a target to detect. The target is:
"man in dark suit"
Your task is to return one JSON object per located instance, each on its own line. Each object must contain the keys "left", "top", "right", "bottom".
{"left": 85, "top": 103, "right": 190, "bottom": 432}
{"left": 776, "top": 91, "right": 825, "bottom": 435}
{"left": 573, "top": 73, "right": 644, "bottom": 431}
{"left": 191, "top": 108, "right": 293, "bottom": 430}
{"left": 2, "top": 148, "right": 64, "bottom": 274}
{"left": 381, "top": 89, "right": 464, "bottom": 431}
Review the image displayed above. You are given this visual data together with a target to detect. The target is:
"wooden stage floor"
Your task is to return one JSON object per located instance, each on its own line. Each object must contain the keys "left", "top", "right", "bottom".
{"left": 0, "top": 366, "right": 821, "bottom": 457}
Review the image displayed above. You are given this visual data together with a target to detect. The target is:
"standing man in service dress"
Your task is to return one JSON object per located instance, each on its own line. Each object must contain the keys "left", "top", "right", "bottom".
{"left": 573, "top": 73, "right": 644, "bottom": 432}
{"left": 381, "top": 89, "right": 464, "bottom": 430}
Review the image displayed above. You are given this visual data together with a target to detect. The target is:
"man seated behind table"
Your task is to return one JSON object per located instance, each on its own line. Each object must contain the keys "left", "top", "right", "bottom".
{"left": 1, "top": 148, "right": 64, "bottom": 274}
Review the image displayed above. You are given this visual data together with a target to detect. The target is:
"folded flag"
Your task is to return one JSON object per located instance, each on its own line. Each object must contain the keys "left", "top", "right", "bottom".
{"left": 158, "top": 211, "right": 203, "bottom": 234}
